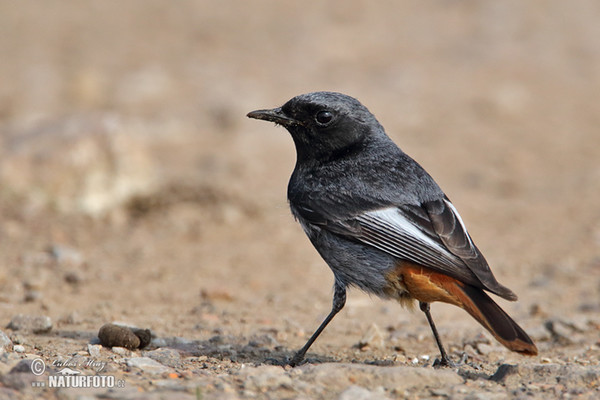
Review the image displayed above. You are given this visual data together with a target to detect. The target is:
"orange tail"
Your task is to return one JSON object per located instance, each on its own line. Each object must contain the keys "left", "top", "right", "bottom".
{"left": 453, "top": 283, "right": 537, "bottom": 355}
{"left": 400, "top": 264, "right": 538, "bottom": 355}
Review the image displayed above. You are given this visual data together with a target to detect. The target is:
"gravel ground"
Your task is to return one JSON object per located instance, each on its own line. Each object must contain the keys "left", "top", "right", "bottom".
{"left": 0, "top": 1, "right": 599, "bottom": 399}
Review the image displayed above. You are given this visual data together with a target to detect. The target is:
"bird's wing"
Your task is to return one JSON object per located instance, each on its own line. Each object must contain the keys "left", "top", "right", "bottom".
{"left": 298, "top": 198, "right": 516, "bottom": 300}
{"left": 420, "top": 198, "right": 517, "bottom": 300}
{"left": 351, "top": 202, "right": 485, "bottom": 289}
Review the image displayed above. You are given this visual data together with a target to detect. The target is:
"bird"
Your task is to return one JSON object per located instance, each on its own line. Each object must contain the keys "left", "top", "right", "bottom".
{"left": 247, "top": 91, "right": 537, "bottom": 367}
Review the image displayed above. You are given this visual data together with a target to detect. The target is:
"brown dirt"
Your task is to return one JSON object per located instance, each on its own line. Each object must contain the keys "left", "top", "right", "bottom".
{"left": 0, "top": 1, "right": 599, "bottom": 399}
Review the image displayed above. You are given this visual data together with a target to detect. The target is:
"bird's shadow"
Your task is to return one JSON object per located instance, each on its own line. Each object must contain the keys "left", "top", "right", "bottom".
{"left": 52, "top": 329, "right": 495, "bottom": 377}
{"left": 48, "top": 329, "right": 332, "bottom": 366}
{"left": 160, "top": 335, "right": 338, "bottom": 367}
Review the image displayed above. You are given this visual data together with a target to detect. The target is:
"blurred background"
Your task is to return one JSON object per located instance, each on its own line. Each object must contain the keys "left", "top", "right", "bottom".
{"left": 0, "top": 0, "right": 598, "bottom": 370}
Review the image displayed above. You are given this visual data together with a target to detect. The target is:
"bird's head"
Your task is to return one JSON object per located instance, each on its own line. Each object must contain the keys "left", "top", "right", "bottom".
{"left": 248, "top": 92, "right": 384, "bottom": 163}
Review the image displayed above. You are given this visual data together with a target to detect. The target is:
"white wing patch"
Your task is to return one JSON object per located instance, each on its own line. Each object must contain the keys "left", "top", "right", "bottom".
{"left": 354, "top": 206, "right": 464, "bottom": 270}
{"left": 366, "top": 208, "right": 447, "bottom": 252}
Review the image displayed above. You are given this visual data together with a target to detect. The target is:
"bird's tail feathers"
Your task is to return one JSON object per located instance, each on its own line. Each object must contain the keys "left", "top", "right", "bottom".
{"left": 400, "top": 264, "right": 538, "bottom": 355}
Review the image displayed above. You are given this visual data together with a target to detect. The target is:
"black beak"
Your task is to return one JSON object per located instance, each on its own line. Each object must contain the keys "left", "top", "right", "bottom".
{"left": 247, "top": 107, "right": 300, "bottom": 127}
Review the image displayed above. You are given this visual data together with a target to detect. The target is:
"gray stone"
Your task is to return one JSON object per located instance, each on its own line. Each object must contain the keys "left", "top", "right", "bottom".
{"left": 6, "top": 314, "right": 52, "bottom": 334}
{"left": 9, "top": 359, "right": 36, "bottom": 374}
{"left": 338, "top": 385, "right": 390, "bottom": 400}
{"left": 150, "top": 337, "right": 167, "bottom": 347}
{"left": 490, "top": 364, "right": 520, "bottom": 384}
{"left": 143, "top": 348, "right": 181, "bottom": 368}
{"left": 0, "top": 330, "right": 12, "bottom": 351}
{"left": 126, "top": 357, "right": 171, "bottom": 375}
{"left": 238, "top": 365, "right": 292, "bottom": 391}
{"left": 87, "top": 343, "right": 102, "bottom": 358}
{"left": 0, "top": 360, "right": 39, "bottom": 390}
{"left": 0, "top": 372, "right": 36, "bottom": 391}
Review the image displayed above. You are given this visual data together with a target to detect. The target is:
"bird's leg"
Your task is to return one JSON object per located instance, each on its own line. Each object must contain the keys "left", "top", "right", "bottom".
{"left": 419, "top": 301, "right": 454, "bottom": 367}
{"left": 289, "top": 283, "right": 346, "bottom": 367}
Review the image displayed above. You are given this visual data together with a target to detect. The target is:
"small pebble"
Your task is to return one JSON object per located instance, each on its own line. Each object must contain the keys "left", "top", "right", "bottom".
{"left": 88, "top": 343, "right": 102, "bottom": 358}
{"left": 7, "top": 314, "right": 52, "bottom": 334}
{"left": 13, "top": 345, "right": 25, "bottom": 353}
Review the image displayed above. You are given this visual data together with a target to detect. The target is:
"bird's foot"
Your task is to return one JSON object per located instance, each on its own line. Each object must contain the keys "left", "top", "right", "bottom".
{"left": 288, "top": 352, "right": 306, "bottom": 367}
{"left": 432, "top": 352, "right": 467, "bottom": 368}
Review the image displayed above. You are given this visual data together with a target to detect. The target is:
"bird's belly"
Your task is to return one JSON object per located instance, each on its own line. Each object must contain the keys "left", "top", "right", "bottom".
{"left": 302, "top": 224, "right": 411, "bottom": 300}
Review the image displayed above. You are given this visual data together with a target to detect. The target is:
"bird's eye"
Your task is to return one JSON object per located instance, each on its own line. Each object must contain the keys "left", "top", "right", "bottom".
{"left": 315, "top": 110, "right": 334, "bottom": 125}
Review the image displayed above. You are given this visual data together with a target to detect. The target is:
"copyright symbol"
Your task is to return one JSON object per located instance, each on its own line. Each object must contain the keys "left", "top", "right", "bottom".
{"left": 30, "top": 359, "right": 46, "bottom": 376}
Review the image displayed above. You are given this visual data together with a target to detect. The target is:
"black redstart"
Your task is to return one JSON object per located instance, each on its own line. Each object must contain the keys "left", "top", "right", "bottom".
{"left": 247, "top": 91, "right": 537, "bottom": 366}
